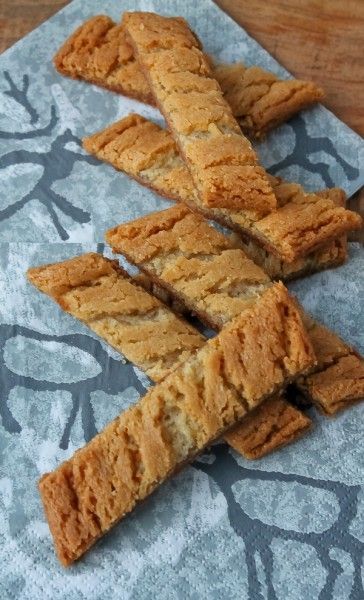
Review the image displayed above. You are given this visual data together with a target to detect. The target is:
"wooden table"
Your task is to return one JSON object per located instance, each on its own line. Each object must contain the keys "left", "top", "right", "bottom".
{"left": 0, "top": 0, "right": 363, "bottom": 240}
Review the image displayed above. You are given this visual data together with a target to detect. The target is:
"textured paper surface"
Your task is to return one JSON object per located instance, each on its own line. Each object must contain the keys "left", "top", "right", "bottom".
{"left": 0, "top": 1, "right": 363, "bottom": 598}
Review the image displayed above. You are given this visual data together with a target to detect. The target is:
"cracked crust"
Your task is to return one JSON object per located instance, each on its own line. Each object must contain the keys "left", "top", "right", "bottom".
{"left": 231, "top": 234, "right": 347, "bottom": 280}
{"left": 230, "top": 187, "right": 348, "bottom": 277}
{"left": 106, "top": 204, "right": 272, "bottom": 330}
{"left": 140, "top": 268, "right": 364, "bottom": 418}
{"left": 83, "top": 114, "right": 360, "bottom": 263}
{"left": 253, "top": 180, "right": 359, "bottom": 262}
{"left": 53, "top": 16, "right": 323, "bottom": 138}
{"left": 122, "top": 12, "right": 276, "bottom": 214}
{"left": 28, "top": 254, "right": 311, "bottom": 465}
{"left": 224, "top": 395, "right": 312, "bottom": 459}
{"left": 214, "top": 62, "right": 323, "bottom": 138}
{"left": 37, "top": 283, "right": 314, "bottom": 565}
{"left": 297, "top": 316, "right": 364, "bottom": 415}
{"left": 138, "top": 270, "right": 363, "bottom": 417}
{"left": 53, "top": 16, "right": 155, "bottom": 104}
{"left": 27, "top": 253, "right": 204, "bottom": 382}
{"left": 299, "top": 355, "right": 364, "bottom": 415}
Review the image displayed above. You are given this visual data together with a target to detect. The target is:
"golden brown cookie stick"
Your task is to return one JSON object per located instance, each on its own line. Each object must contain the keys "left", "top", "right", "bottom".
{"left": 27, "top": 253, "right": 204, "bottom": 382}
{"left": 299, "top": 356, "right": 364, "bottom": 415}
{"left": 123, "top": 12, "right": 276, "bottom": 214}
{"left": 138, "top": 273, "right": 363, "bottom": 416}
{"left": 53, "top": 15, "right": 323, "bottom": 139}
{"left": 53, "top": 16, "right": 155, "bottom": 104}
{"left": 83, "top": 114, "right": 360, "bottom": 264}
{"left": 224, "top": 395, "right": 311, "bottom": 459}
{"left": 107, "top": 204, "right": 272, "bottom": 329}
{"left": 297, "top": 316, "right": 364, "bottom": 415}
{"left": 28, "top": 253, "right": 310, "bottom": 460}
{"left": 229, "top": 187, "right": 348, "bottom": 279}
{"left": 36, "top": 281, "right": 314, "bottom": 566}
{"left": 107, "top": 205, "right": 364, "bottom": 415}
{"left": 214, "top": 62, "right": 323, "bottom": 138}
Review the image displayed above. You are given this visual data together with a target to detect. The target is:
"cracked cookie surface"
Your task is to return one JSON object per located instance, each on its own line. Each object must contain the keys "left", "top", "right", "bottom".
{"left": 36, "top": 282, "right": 314, "bottom": 565}
{"left": 28, "top": 253, "right": 312, "bottom": 465}
{"left": 54, "top": 15, "right": 323, "bottom": 138}
{"left": 84, "top": 114, "right": 360, "bottom": 264}
{"left": 108, "top": 207, "right": 363, "bottom": 416}
{"left": 123, "top": 12, "right": 276, "bottom": 214}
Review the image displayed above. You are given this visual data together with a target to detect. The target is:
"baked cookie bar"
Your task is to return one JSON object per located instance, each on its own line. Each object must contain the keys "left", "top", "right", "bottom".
{"left": 230, "top": 188, "right": 347, "bottom": 279}
{"left": 37, "top": 281, "right": 314, "bottom": 565}
{"left": 53, "top": 15, "right": 323, "bottom": 138}
{"left": 28, "top": 253, "right": 310, "bottom": 460}
{"left": 27, "top": 253, "right": 204, "bottom": 381}
{"left": 131, "top": 271, "right": 363, "bottom": 416}
{"left": 224, "top": 394, "right": 311, "bottom": 459}
{"left": 107, "top": 205, "right": 364, "bottom": 415}
{"left": 298, "top": 316, "right": 364, "bottom": 415}
{"left": 83, "top": 114, "right": 360, "bottom": 263}
{"left": 300, "top": 356, "right": 364, "bottom": 415}
{"left": 214, "top": 62, "right": 323, "bottom": 138}
{"left": 107, "top": 204, "right": 272, "bottom": 329}
{"left": 53, "top": 15, "right": 154, "bottom": 104}
{"left": 123, "top": 12, "right": 276, "bottom": 214}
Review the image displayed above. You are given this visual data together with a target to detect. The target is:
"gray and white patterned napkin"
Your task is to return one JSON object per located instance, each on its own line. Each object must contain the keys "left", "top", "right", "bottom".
{"left": 0, "top": 1, "right": 363, "bottom": 598}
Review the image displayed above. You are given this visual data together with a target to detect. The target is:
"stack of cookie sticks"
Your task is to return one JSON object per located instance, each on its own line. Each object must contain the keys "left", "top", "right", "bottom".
{"left": 28, "top": 261, "right": 315, "bottom": 566}
{"left": 53, "top": 15, "right": 324, "bottom": 139}
{"left": 84, "top": 114, "right": 353, "bottom": 280}
{"left": 27, "top": 11, "right": 363, "bottom": 566}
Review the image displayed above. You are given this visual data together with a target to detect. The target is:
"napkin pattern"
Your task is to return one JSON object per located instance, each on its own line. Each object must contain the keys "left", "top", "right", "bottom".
{"left": 0, "top": 1, "right": 363, "bottom": 598}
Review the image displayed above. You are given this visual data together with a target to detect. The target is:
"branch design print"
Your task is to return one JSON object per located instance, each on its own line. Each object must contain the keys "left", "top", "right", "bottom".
{"left": 0, "top": 324, "right": 146, "bottom": 449}
{"left": 196, "top": 445, "right": 363, "bottom": 600}
{"left": 269, "top": 115, "right": 359, "bottom": 187}
{"left": 1, "top": 71, "right": 57, "bottom": 139}
{"left": 0, "top": 72, "right": 99, "bottom": 239}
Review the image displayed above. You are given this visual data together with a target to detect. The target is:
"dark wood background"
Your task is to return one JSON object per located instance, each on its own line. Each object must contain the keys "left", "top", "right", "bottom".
{"left": 1, "top": 0, "right": 363, "bottom": 241}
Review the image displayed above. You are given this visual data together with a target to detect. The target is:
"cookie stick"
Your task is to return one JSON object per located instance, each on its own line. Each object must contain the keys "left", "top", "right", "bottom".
{"left": 53, "top": 15, "right": 323, "bottom": 139}
{"left": 83, "top": 114, "right": 360, "bottom": 264}
{"left": 36, "top": 281, "right": 314, "bottom": 565}
{"left": 213, "top": 62, "right": 323, "bottom": 139}
{"left": 299, "top": 356, "right": 364, "bottom": 415}
{"left": 107, "top": 205, "right": 364, "bottom": 415}
{"left": 229, "top": 187, "right": 348, "bottom": 279}
{"left": 107, "top": 204, "right": 273, "bottom": 329}
{"left": 224, "top": 395, "right": 312, "bottom": 458}
{"left": 28, "top": 253, "right": 310, "bottom": 460}
{"left": 123, "top": 12, "right": 276, "bottom": 214}
{"left": 53, "top": 16, "right": 155, "bottom": 105}
{"left": 27, "top": 253, "right": 204, "bottom": 382}
{"left": 297, "top": 315, "right": 364, "bottom": 415}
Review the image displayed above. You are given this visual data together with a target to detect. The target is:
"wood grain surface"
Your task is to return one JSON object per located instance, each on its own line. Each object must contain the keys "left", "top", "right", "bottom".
{"left": 0, "top": 0, "right": 362, "bottom": 240}
{"left": 0, "top": 0, "right": 68, "bottom": 53}
{"left": 216, "top": 0, "right": 364, "bottom": 137}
